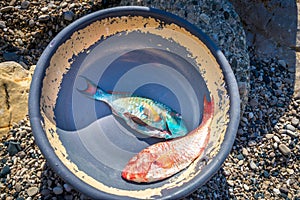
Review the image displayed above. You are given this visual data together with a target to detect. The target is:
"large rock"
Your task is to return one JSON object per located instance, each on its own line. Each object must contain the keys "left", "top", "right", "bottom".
{"left": 230, "top": 0, "right": 297, "bottom": 67}
{"left": 0, "top": 62, "right": 35, "bottom": 136}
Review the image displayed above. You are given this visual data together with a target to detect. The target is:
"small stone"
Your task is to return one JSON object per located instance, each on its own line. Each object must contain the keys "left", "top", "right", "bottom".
{"left": 287, "top": 130, "right": 298, "bottom": 138}
{"left": 286, "top": 124, "right": 296, "bottom": 131}
{"left": 286, "top": 168, "right": 294, "bottom": 175}
{"left": 48, "top": 2, "right": 56, "bottom": 8}
{"left": 244, "top": 184, "right": 250, "bottom": 191}
{"left": 63, "top": 183, "right": 73, "bottom": 192}
{"left": 280, "top": 186, "right": 289, "bottom": 194}
{"left": 53, "top": 186, "right": 63, "bottom": 195}
{"left": 63, "top": 11, "right": 75, "bottom": 21}
{"left": 17, "top": 150, "right": 26, "bottom": 159}
{"left": 200, "top": 13, "right": 210, "bottom": 24}
{"left": 242, "top": 148, "right": 249, "bottom": 156}
{"left": 0, "top": 21, "right": 6, "bottom": 29}
{"left": 69, "top": 3, "right": 77, "bottom": 9}
{"left": 278, "top": 144, "right": 291, "bottom": 156}
{"left": 269, "top": 152, "right": 275, "bottom": 158}
{"left": 265, "top": 134, "right": 274, "bottom": 139}
{"left": 27, "top": 186, "right": 39, "bottom": 197}
{"left": 237, "top": 154, "right": 244, "bottom": 160}
{"left": 38, "top": 15, "right": 50, "bottom": 21}
{"left": 278, "top": 60, "right": 287, "bottom": 67}
{"left": 249, "top": 98, "right": 258, "bottom": 107}
{"left": 291, "top": 117, "right": 299, "bottom": 126}
{"left": 7, "top": 141, "right": 22, "bottom": 156}
{"left": 21, "top": 1, "right": 30, "bottom": 9}
{"left": 263, "top": 170, "right": 270, "bottom": 178}
{"left": 0, "top": 165, "right": 11, "bottom": 177}
{"left": 0, "top": 6, "right": 14, "bottom": 13}
{"left": 40, "top": 189, "right": 50, "bottom": 196}
{"left": 3, "top": 52, "right": 19, "bottom": 61}
{"left": 248, "top": 140, "right": 257, "bottom": 147}
{"left": 273, "top": 188, "right": 281, "bottom": 195}
{"left": 16, "top": 38, "right": 23, "bottom": 46}
{"left": 248, "top": 112, "right": 254, "bottom": 119}
{"left": 15, "top": 183, "right": 22, "bottom": 192}
{"left": 28, "top": 19, "right": 35, "bottom": 27}
{"left": 60, "top": 2, "right": 68, "bottom": 8}
{"left": 41, "top": 7, "right": 48, "bottom": 12}
{"left": 273, "top": 135, "right": 280, "bottom": 143}
{"left": 250, "top": 160, "right": 258, "bottom": 170}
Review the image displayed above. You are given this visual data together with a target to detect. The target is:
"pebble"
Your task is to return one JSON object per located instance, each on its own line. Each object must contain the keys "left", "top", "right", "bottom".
{"left": 248, "top": 140, "right": 257, "bottom": 147}
{"left": 0, "top": 6, "right": 14, "bottom": 13}
{"left": 41, "top": 7, "right": 48, "bottom": 12}
{"left": 0, "top": 165, "right": 11, "bottom": 178}
{"left": 27, "top": 187, "right": 39, "bottom": 197}
{"left": 40, "top": 188, "right": 50, "bottom": 196}
{"left": 291, "top": 117, "right": 299, "bottom": 126}
{"left": 3, "top": 52, "right": 19, "bottom": 61}
{"left": 278, "top": 59, "right": 287, "bottom": 67}
{"left": 28, "top": 19, "right": 35, "bottom": 27}
{"left": 242, "top": 148, "right": 249, "bottom": 156}
{"left": 7, "top": 141, "right": 22, "bottom": 156}
{"left": 0, "top": 21, "right": 6, "bottom": 29}
{"left": 64, "top": 183, "right": 73, "bottom": 192}
{"left": 64, "top": 11, "right": 75, "bottom": 21}
{"left": 273, "top": 135, "right": 280, "bottom": 143}
{"left": 287, "top": 168, "right": 294, "bottom": 175}
{"left": 248, "top": 112, "right": 254, "bottom": 119}
{"left": 243, "top": 184, "right": 250, "bottom": 191}
{"left": 280, "top": 186, "right": 289, "bottom": 194}
{"left": 278, "top": 144, "right": 291, "bottom": 156}
{"left": 21, "top": 1, "right": 30, "bottom": 9}
{"left": 249, "top": 98, "right": 258, "bottom": 107}
{"left": 273, "top": 188, "right": 281, "bottom": 195}
{"left": 286, "top": 124, "right": 296, "bottom": 131}
{"left": 15, "top": 183, "right": 22, "bottom": 192}
{"left": 265, "top": 133, "right": 274, "bottom": 139}
{"left": 60, "top": 2, "right": 68, "bottom": 8}
{"left": 38, "top": 14, "right": 50, "bottom": 21}
{"left": 199, "top": 13, "right": 210, "bottom": 24}
{"left": 53, "top": 186, "right": 64, "bottom": 195}
{"left": 250, "top": 160, "right": 258, "bottom": 170}
{"left": 237, "top": 154, "right": 244, "bottom": 160}
{"left": 279, "top": 129, "right": 298, "bottom": 138}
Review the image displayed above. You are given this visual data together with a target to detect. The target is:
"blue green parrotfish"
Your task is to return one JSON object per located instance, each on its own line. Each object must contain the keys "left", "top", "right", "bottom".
{"left": 77, "top": 76, "right": 188, "bottom": 139}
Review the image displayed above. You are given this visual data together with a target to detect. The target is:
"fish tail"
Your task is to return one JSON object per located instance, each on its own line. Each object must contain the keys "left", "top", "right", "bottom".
{"left": 77, "top": 76, "right": 107, "bottom": 100}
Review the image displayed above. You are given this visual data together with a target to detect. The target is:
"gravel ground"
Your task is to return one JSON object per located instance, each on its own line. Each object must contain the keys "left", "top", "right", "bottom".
{"left": 0, "top": 0, "right": 299, "bottom": 200}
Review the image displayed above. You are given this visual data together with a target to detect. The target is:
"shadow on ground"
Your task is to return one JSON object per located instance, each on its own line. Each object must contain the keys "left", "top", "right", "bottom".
{"left": 185, "top": 1, "right": 299, "bottom": 199}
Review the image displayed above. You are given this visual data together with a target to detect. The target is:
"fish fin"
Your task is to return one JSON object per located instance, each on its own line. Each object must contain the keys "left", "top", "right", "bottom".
{"left": 154, "top": 154, "right": 174, "bottom": 169}
{"left": 164, "top": 122, "right": 172, "bottom": 135}
{"left": 124, "top": 112, "right": 149, "bottom": 127}
{"left": 107, "top": 90, "right": 131, "bottom": 96}
{"left": 77, "top": 76, "right": 106, "bottom": 99}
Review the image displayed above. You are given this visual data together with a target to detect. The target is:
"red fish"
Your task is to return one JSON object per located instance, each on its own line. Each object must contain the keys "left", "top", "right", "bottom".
{"left": 122, "top": 96, "right": 214, "bottom": 183}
